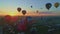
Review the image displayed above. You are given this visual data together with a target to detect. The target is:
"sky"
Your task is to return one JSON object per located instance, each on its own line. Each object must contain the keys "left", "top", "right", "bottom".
{"left": 0, "top": 0, "right": 60, "bottom": 16}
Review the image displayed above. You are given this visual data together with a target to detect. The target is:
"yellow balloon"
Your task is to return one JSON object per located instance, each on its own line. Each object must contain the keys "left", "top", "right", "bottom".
{"left": 54, "top": 2, "right": 59, "bottom": 8}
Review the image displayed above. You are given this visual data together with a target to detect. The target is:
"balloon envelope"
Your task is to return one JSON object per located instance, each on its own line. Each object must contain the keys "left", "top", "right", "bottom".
{"left": 4, "top": 15, "right": 11, "bottom": 23}
{"left": 54, "top": 2, "right": 59, "bottom": 8}
{"left": 22, "top": 10, "right": 26, "bottom": 15}
{"left": 11, "top": 17, "right": 18, "bottom": 22}
{"left": 46, "top": 3, "right": 52, "bottom": 10}
{"left": 36, "top": 10, "right": 39, "bottom": 13}
{"left": 31, "top": 5, "right": 33, "bottom": 8}
{"left": 17, "top": 7, "right": 21, "bottom": 12}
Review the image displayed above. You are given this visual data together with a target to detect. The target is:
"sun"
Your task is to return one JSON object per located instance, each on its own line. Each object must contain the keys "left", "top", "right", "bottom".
{"left": 8, "top": 12, "right": 17, "bottom": 16}
{"left": 9, "top": 13, "right": 15, "bottom": 16}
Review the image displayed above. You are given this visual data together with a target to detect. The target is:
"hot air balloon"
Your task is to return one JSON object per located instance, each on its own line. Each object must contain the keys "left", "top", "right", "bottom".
{"left": 54, "top": 2, "right": 59, "bottom": 8}
{"left": 22, "top": 10, "right": 27, "bottom": 15}
{"left": 46, "top": 3, "right": 52, "bottom": 10}
{"left": 36, "top": 10, "right": 39, "bottom": 13}
{"left": 31, "top": 5, "right": 33, "bottom": 8}
{"left": 4, "top": 15, "right": 11, "bottom": 23}
{"left": 11, "top": 17, "right": 18, "bottom": 22}
{"left": 17, "top": 7, "right": 21, "bottom": 12}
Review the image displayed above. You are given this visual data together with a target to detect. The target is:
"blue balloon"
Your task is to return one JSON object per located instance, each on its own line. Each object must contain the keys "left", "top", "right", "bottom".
{"left": 46, "top": 3, "right": 52, "bottom": 10}
{"left": 31, "top": 5, "right": 33, "bottom": 8}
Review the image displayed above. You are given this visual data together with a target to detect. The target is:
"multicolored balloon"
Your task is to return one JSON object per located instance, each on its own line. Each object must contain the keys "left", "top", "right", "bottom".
{"left": 45, "top": 3, "right": 52, "bottom": 10}
{"left": 17, "top": 7, "right": 21, "bottom": 12}
{"left": 54, "top": 2, "right": 59, "bottom": 8}
{"left": 22, "top": 10, "right": 27, "bottom": 15}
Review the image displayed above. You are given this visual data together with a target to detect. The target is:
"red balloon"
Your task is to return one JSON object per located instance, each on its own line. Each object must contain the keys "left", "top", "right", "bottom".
{"left": 11, "top": 17, "right": 18, "bottom": 22}
{"left": 17, "top": 7, "right": 21, "bottom": 12}
{"left": 4, "top": 15, "right": 11, "bottom": 23}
